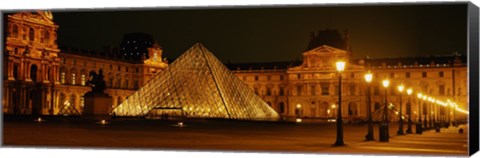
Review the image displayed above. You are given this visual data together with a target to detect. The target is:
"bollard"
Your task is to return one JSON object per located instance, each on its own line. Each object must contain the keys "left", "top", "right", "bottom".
{"left": 379, "top": 123, "right": 389, "bottom": 142}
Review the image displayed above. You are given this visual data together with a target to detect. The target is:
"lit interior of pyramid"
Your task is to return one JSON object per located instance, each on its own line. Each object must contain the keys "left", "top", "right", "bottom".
{"left": 111, "top": 43, "right": 279, "bottom": 120}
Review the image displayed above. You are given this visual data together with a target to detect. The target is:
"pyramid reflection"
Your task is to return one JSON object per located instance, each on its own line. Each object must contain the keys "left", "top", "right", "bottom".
{"left": 112, "top": 43, "right": 279, "bottom": 120}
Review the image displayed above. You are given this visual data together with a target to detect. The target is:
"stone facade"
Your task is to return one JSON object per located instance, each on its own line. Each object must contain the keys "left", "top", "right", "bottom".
{"left": 3, "top": 11, "right": 168, "bottom": 115}
{"left": 230, "top": 47, "right": 468, "bottom": 121}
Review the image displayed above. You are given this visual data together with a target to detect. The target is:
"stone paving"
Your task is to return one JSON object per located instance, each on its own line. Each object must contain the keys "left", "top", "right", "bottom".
{"left": 2, "top": 117, "right": 469, "bottom": 156}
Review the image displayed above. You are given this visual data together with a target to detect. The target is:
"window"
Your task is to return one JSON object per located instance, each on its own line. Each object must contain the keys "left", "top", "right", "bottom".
{"left": 126, "top": 67, "right": 129, "bottom": 72}
{"left": 80, "top": 96, "right": 84, "bottom": 108}
{"left": 439, "top": 85, "right": 445, "bottom": 95}
{"left": 136, "top": 68, "right": 139, "bottom": 73}
{"left": 124, "top": 79, "right": 129, "bottom": 89}
{"left": 422, "top": 72, "right": 427, "bottom": 78}
{"left": 61, "top": 72, "right": 65, "bottom": 84}
{"left": 439, "top": 71, "right": 444, "bottom": 78}
{"left": 310, "top": 85, "right": 316, "bottom": 96}
{"left": 279, "top": 87, "right": 284, "bottom": 96}
{"left": 266, "top": 87, "right": 272, "bottom": 96}
{"left": 297, "top": 85, "right": 302, "bottom": 96}
{"left": 81, "top": 74, "right": 86, "bottom": 85}
{"left": 12, "top": 25, "right": 19, "bottom": 38}
{"left": 29, "top": 27, "right": 34, "bottom": 41}
{"left": 406, "top": 72, "right": 410, "bottom": 78}
{"left": 321, "top": 83, "right": 329, "bottom": 95}
{"left": 297, "top": 74, "right": 301, "bottom": 79}
{"left": 109, "top": 78, "right": 113, "bottom": 87}
{"left": 116, "top": 79, "right": 121, "bottom": 88}
{"left": 44, "top": 30, "right": 50, "bottom": 43}
{"left": 71, "top": 73, "right": 76, "bottom": 85}
{"left": 118, "top": 66, "right": 121, "bottom": 71}
{"left": 110, "top": 65, "right": 113, "bottom": 70}
{"left": 254, "top": 76, "right": 259, "bottom": 81}
{"left": 22, "top": 28, "right": 27, "bottom": 39}
{"left": 349, "top": 84, "right": 356, "bottom": 96}
{"left": 280, "top": 75, "right": 284, "bottom": 80}
{"left": 134, "top": 80, "right": 139, "bottom": 89}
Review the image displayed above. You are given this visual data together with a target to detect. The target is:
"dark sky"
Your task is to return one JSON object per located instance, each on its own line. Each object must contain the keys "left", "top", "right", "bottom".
{"left": 52, "top": 3, "right": 467, "bottom": 63}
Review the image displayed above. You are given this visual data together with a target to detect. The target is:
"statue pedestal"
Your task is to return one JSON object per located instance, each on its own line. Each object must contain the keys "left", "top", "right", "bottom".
{"left": 83, "top": 92, "right": 112, "bottom": 119}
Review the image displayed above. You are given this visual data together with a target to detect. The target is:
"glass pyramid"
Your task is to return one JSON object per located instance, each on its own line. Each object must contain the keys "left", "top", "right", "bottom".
{"left": 112, "top": 43, "right": 279, "bottom": 120}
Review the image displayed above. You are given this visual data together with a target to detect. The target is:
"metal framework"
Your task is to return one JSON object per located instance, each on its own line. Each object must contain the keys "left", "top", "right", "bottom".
{"left": 111, "top": 43, "right": 279, "bottom": 120}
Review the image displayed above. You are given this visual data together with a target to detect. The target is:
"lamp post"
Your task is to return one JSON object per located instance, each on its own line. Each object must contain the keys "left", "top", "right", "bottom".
{"left": 333, "top": 61, "right": 345, "bottom": 146}
{"left": 422, "top": 95, "right": 428, "bottom": 129}
{"left": 364, "top": 71, "right": 374, "bottom": 141}
{"left": 406, "top": 88, "right": 413, "bottom": 134}
{"left": 397, "top": 84, "right": 405, "bottom": 135}
{"left": 447, "top": 100, "right": 452, "bottom": 127}
{"left": 379, "top": 79, "right": 390, "bottom": 142}
{"left": 416, "top": 93, "right": 423, "bottom": 134}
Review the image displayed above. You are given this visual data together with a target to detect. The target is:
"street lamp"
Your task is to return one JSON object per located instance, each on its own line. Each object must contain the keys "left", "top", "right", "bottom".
{"left": 416, "top": 93, "right": 423, "bottom": 134}
{"left": 422, "top": 95, "right": 428, "bottom": 129}
{"left": 379, "top": 79, "right": 390, "bottom": 142}
{"left": 406, "top": 88, "right": 413, "bottom": 134}
{"left": 397, "top": 84, "right": 405, "bottom": 135}
{"left": 364, "top": 71, "right": 374, "bottom": 141}
{"left": 333, "top": 61, "right": 346, "bottom": 146}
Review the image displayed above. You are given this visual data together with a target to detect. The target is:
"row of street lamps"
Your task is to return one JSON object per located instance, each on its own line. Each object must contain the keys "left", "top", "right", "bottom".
{"left": 333, "top": 61, "right": 468, "bottom": 146}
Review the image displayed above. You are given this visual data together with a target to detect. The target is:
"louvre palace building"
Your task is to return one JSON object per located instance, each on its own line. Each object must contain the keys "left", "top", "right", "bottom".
{"left": 3, "top": 11, "right": 468, "bottom": 121}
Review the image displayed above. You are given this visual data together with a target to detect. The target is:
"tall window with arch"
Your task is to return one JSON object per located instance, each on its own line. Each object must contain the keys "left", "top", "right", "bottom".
{"left": 29, "top": 27, "right": 35, "bottom": 41}
{"left": 71, "top": 73, "right": 76, "bottom": 85}
{"left": 81, "top": 74, "right": 86, "bottom": 86}
{"left": 60, "top": 72, "right": 66, "bottom": 84}
{"left": 44, "top": 29, "right": 50, "bottom": 43}
{"left": 12, "top": 25, "right": 19, "bottom": 38}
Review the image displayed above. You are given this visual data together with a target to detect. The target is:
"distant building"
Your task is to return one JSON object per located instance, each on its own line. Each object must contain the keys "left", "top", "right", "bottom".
{"left": 120, "top": 33, "right": 155, "bottom": 60}
{"left": 228, "top": 29, "right": 468, "bottom": 121}
{"left": 3, "top": 11, "right": 168, "bottom": 115}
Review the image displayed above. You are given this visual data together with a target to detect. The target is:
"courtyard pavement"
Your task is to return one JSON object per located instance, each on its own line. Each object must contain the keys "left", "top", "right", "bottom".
{"left": 2, "top": 116, "right": 469, "bottom": 157}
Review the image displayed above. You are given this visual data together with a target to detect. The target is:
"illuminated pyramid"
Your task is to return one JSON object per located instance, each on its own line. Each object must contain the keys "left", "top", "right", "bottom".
{"left": 112, "top": 43, "right": 279, "bottom": 120}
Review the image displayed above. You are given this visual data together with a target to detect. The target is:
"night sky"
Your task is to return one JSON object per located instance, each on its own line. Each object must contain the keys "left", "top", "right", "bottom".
{"left": 52, "top": 3, "right": 467, "bottom": 63}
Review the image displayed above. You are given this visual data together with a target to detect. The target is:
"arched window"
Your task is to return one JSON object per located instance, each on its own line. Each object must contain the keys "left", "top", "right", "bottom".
{"left": 59, "top": 93, "right": 66, "bottom": 108}
{"left": 71, "top": 73, "right": 76, "bottom": 85}
{"left": 266, "top": 87, "right": 272, "bottom": 96}
{"left": 44, "top": 30, "right": 50, "bottom": 43}
{"left": 80, "top": 96, "right": 84, "bottom": 108}
{"left": 12, "top": 25, "right": 19, "bottom": 38}
{"left": 29, "top": 27, "right": 35, "bottom": 41}
{"left": 81, "top": 74, "right": 86, "bottom": 85}
{"left": 69, "top": 94, "right": 76, "bottom": 108}
{"left": 117, "top": 96, "right": 123, "bottom": 106}
{"left": 116, "top": 79, "right": 121, "bottom": 88}
{"left": 124, "top": 79, "right": 129, "bottom": 89}
{"left": 60, "top": 72, "right": 66, "bottom": 84}
{"left": 374, "top": 102, "right": 381, "bottom": 111}
{"left": 13, "top": 64, "right": 19, "bottom": 80}
{"left": 30, "top": 65, "right": 38, "bottom": 82}
{"left": 348, "top": 102, "right": 358, "bottom": 116}
{"left": 279, "top": 102, "right": 285, "bottom": 114}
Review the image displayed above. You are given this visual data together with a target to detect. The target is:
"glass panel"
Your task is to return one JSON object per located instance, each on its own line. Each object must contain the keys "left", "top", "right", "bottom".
{"left": 112, "top": 43, "right": 278, "bottom": 120}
